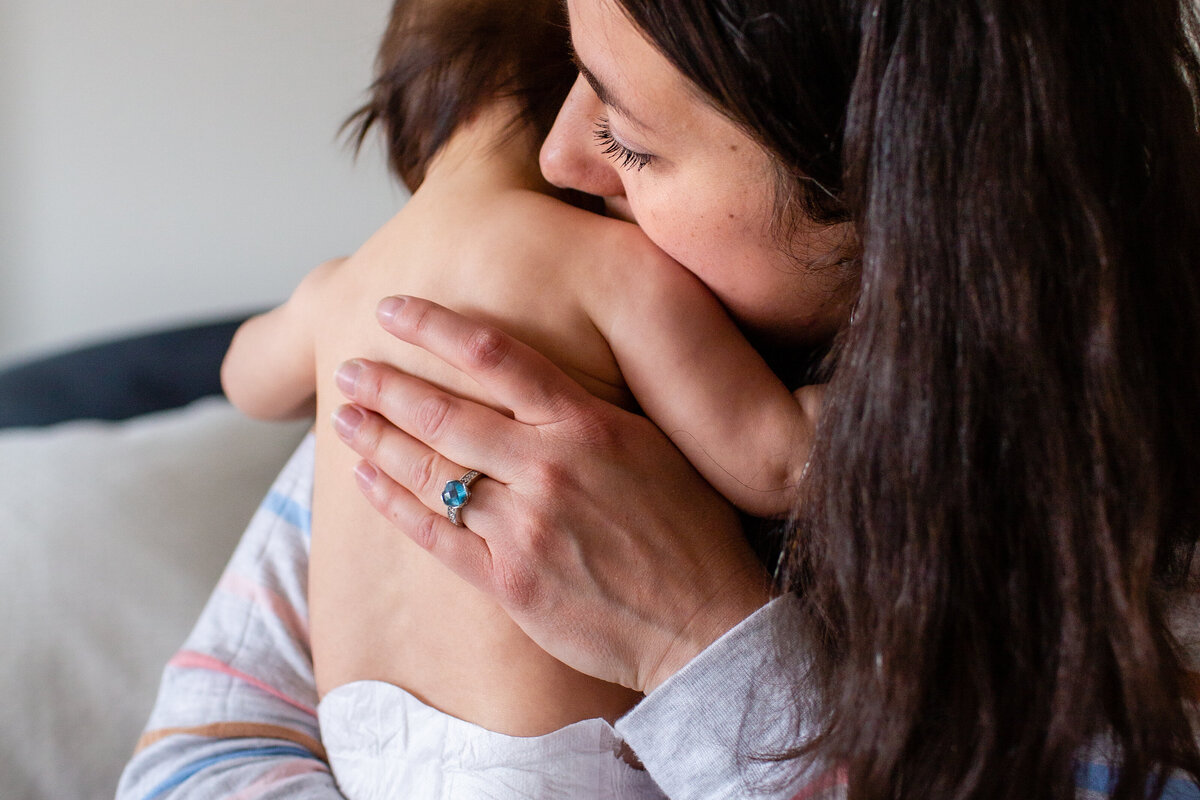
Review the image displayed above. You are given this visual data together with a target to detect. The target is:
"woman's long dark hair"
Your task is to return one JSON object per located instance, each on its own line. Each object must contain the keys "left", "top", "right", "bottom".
{"left": 618, "top": 1, "right": 1200, "bottom": 798}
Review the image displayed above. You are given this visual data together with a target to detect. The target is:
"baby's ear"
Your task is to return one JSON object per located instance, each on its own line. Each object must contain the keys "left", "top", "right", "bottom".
{"left": 792, "top": 383, "right": 827, "bottom": 421}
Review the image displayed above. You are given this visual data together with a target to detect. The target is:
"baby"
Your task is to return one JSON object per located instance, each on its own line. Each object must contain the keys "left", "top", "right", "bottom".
{"left": 221, "top": 0, "right": 817, "bottom": 796}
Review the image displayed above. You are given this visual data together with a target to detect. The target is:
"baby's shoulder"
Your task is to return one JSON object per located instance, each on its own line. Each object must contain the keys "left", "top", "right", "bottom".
{"left": 302, "top": 256, "right": 350, "bottom": 284}
{"left": 290, "top": 256, "right": 351, "bottom": 309}
{"left": 496, "top": 191, "right": 681, "bottom": 276}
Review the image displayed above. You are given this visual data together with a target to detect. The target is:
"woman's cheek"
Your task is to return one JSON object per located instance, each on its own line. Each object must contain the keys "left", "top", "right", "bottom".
{"left": 628, "top": 186, "right": 705, "bottom": 278}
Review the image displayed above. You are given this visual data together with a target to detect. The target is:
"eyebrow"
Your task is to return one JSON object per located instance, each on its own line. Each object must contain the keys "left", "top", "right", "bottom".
{"left": 569, "top": 49, "right": 655, "bottom": 134}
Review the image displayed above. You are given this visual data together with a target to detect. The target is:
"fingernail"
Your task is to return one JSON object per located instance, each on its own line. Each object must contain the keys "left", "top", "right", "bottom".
{"left": 335, "top": 360, "right": 362, "bottom": 397}
{"left": 331, "top": 405, "right": 365, "bottom": 440}
{"left": 354, "top": 461, "right": 378, "bottom": 491}
{"left": 377, "top": 296, "right": 407, "bottom": 326}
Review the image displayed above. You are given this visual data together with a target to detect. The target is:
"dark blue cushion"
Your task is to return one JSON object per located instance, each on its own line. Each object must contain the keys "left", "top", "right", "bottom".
{"left": 0, "top": 314, "right": 256, "bottom": 428}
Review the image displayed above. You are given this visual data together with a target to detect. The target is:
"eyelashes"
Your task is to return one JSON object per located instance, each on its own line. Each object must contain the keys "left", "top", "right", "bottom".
{"left": 593, "top": 118, "right": 653, "bottom": 171}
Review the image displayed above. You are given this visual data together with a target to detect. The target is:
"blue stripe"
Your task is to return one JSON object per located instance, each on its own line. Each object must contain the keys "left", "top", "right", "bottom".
{"left": 263, "top": 490, "right": 312, "bottom": 537}
{"left": 141, "top": 745, "right": 320, "bottom": 800}
{"left": 1076, "top": 762, "right": 1200, "bottom": 799}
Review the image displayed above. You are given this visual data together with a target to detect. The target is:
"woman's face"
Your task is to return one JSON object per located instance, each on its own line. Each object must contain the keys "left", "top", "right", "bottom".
{"left": 540, "top": 0, "right": 856, "bottom": 347}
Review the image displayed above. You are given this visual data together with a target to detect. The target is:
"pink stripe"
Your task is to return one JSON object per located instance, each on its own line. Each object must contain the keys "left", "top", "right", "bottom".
{"left": 169, "top": 650, "right": 316, "bottom": 717}
{"left": 227, "top": 760, "right": 328, "bottom": 800}
{"left": 789, "top": 766, "right": 848, "bottom": 800}
{"left": 218, "top": 573, "right": 309, "bottom": 644}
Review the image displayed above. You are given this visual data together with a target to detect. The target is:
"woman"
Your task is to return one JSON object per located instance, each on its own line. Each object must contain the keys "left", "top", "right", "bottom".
{"left": 334, "top": 0, "right": 1200, "bottom": 797}
{"left": 120, "top": 0, "right": 1200, "bottom": 797}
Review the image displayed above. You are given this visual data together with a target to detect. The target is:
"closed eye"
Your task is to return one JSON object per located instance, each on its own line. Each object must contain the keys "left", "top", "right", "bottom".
{"left": 593, "top": 117, "right": 653, "bottom": 171}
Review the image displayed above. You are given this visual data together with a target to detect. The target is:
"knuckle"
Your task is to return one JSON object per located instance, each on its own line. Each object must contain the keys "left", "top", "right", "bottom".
{"left": 531, "top": 458, "right": 572, "bottom": 496}
{"left": 514, "top": 488, "right": 562, "bottom": 554}
{"left": 411, "top": 512, "right": 440, "bottom": 551}
{"left": 356, "top": 362, "right": 387, "bottom": 404}
{"left": 462, "top": 326, "right": 510, "bottom": 371}
{"left": 404, "top": 297, "right": 436, "bottom": 338}
{"left": 413, "top": 394, "right": 455, "bottom": 441}
{"left": 409, "top": 451, "right": 440, "bottom": 497}
{"left": 497, "top": 562, "right": 540, "bottom": 610}
{"left": 523, "top": 521, "right": 553, "bottom": 556}
{"left": 353, "top": 413, "right": 384, "bottom": 456}
{"left": 582, "top": 414, "right": 623, "bottom": 450}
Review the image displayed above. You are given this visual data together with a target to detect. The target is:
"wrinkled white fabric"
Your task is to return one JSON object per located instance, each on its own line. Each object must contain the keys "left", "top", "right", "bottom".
{"left": 320, "top": 680, "right": 665, "bottom": 800}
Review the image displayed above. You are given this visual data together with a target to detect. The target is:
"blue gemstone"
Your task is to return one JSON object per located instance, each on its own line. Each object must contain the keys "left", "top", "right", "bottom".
{"left": 442, "top": 480, "right": 469, "bottom": 508}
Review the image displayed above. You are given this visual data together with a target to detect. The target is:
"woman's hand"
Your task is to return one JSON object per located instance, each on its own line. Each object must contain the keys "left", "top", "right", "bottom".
{"left": 332, "top": 296, "right": 772, "bottom": 693}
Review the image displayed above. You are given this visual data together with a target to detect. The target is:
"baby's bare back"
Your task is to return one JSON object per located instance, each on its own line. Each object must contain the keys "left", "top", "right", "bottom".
{"left": 308, "top": 181, "right": 645, "bottom": 734}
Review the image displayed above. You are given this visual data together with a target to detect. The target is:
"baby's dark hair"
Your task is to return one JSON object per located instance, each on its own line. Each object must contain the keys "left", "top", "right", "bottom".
{"left": 344, "top": 0, "right": 574, "bottom": 191}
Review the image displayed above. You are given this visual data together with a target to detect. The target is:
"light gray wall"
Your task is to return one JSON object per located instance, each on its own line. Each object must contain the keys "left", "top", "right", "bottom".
{"left": 0, "top": 0, "right": 405, "bottom": 366}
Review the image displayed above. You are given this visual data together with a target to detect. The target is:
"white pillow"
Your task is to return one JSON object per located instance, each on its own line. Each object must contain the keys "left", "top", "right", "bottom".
{"left": 0, "top": 398, "right": 309, "bottom": 800}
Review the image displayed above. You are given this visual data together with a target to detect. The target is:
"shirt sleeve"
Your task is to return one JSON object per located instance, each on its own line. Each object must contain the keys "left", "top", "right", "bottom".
{"left": 617, "top": 586, "right": 1200, "bottom": 800}
{"left": 115, "top": 434, "right": 346, "bottom": 800}
{"left": 615, "top": 595, "right": 845, "bottom": 800}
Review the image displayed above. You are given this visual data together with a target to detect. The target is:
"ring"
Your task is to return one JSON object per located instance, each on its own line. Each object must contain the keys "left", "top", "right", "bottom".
{"left": 441, "top": 469, "right": 482, "bottom": 526}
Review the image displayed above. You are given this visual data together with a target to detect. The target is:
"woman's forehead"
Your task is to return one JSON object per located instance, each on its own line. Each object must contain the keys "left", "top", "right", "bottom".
{"left": 565, "top": 0, "right": 709, "bottom": 137}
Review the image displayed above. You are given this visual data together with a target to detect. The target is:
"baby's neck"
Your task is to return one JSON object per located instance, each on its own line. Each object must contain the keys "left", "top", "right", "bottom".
{"left": 422, "top": 101, "right": 552, "bottom": 196}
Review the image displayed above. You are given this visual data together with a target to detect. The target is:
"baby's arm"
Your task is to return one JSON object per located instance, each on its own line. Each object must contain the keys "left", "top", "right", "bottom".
{"left": 600, "top": 253, "right": 819, "bottom": 519}
{"left": 221, "top": 259, "right": 343, "bottom": 420}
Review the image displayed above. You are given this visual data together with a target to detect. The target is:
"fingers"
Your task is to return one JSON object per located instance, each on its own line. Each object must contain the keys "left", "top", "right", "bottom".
{"left": 332, "top": 403, "right": 470, "bottom": 515}
{"left": 335, "top": 358, "right": 524, "bottom": 483}
{"left": 352, "top": 453, "right": 495, "bottom": 592}
{"left": 375, "top": 296, "right": 590, "bottom": 425}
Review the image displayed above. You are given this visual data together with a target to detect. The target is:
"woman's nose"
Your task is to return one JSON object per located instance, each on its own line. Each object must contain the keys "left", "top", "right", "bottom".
{"left": 540, "top": 75, "right": 626, "bottom": 199}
